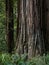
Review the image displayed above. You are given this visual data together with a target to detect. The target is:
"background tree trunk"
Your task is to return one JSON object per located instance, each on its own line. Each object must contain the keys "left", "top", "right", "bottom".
{"left": 5, "top": 0, "right": 14, "bottom": 53}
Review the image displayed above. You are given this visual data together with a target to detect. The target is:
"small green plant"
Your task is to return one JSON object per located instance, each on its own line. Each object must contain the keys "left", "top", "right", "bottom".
{"left": 0, "top": 53, "right": 49, "bottom": 65}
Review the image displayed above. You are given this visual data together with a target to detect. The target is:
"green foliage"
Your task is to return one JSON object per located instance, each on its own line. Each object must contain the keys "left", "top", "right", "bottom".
{"left": 0, "top": 0, "right": 17, "bottom": 52}
{"left": 0, "top": 53, "right": 49, "bottom": 65}
{"left": 0, "top": 0, "right": 7, "bottom": 52}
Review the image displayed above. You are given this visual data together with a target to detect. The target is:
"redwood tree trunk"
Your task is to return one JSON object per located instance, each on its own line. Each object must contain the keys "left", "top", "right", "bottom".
{"left": 16, "top": 0, "right": 45, "bottom": 59}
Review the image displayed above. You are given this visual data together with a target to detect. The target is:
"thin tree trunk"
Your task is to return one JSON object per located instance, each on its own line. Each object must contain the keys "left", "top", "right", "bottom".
{"left": 5, "top": 0, "right": 14, "bottom": 53}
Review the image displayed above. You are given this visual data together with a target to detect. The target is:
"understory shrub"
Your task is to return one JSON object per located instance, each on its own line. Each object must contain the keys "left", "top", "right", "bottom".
{"left": 0, "top": 53, "right": 49, "bottom": 65}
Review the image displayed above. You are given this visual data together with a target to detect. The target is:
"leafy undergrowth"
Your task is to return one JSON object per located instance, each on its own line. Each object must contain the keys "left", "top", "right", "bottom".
{"left": 0, "top": 53, "right": 49, "bottom": 65}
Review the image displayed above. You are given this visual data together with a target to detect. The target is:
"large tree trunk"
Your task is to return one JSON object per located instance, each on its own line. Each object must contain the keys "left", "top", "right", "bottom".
{"left": 5, "top": 0, "right": 14, "bottom": 53}
{"left": 16, "top": 0, "right": 45, "bottom": 59}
